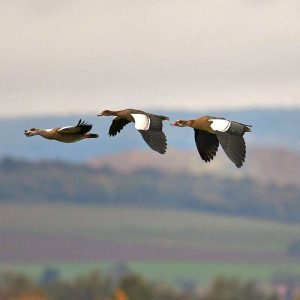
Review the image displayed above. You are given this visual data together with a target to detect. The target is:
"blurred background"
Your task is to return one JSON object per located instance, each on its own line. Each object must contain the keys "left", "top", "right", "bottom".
{"left": 1, "top": 1, "right": 300, "bottom": 299}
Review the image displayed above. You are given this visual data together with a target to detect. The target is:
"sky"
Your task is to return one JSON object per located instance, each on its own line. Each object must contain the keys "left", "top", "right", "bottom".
{"left": 1, "top": 0, "right": 300, "bottom": 117}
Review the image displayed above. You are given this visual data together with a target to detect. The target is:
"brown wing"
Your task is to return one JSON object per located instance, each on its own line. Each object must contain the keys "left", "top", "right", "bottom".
{"left": 109, "top": 117, "right": 131, "bottom": 137}
{"left": 194, "top": 129, "right": 219, "bottom": 162}
{"left": 58, "top": 119, "right": 92, "bottom": 134}
{"left": 216, "top": 132, "right": 246, "bottom": 168}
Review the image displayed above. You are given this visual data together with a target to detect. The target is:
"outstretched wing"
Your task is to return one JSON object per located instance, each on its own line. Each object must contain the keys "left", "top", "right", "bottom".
{"left": 138, "top": 115, "right": 167, "bottom": 154}
{"left": 58, "top": 119, "right": 92, "bottom": 134}
{"left": 139, "top": 130, "right": 167, "bottom": 154}
{"left": 216, "top": 132, "right": 246, "bottom": 168}
{"left": 109, "top": 117, "right": 131, "bottom": 137}
{"left": 194, "top": 129, "right": 219, "bottom": 162}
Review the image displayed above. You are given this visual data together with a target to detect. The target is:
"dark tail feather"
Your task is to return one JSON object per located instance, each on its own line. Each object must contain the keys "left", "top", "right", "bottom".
{"left": 158, "top": 115, "right": 170, "bottom": 121}
{"left": 85, "top": 133, "right": 99, "bottom": 138}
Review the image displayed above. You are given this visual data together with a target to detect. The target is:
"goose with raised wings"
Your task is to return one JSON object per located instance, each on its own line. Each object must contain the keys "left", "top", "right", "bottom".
{"left": 24, "top": 119, "right": 99, "bottom": 143}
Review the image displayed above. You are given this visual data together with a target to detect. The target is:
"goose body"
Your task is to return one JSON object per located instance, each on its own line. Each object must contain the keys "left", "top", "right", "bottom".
{"left": 171, "top": 116, "right": 251, "bottom": 168}
{"left": 24, "top": 119, "right": 99, "bottom": 143}
{"left": 98, "top": 109, "right": 169, "bottom": 154}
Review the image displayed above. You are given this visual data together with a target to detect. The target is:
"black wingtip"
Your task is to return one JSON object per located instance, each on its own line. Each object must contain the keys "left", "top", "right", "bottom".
{"left": 77, "top": 119, "right": 91, "bottom": 127}
{"left": 157, "top": 146, "right": 167, "bottom": 154}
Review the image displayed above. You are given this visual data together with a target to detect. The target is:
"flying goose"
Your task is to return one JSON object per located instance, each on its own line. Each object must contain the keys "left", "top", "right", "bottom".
{"left": 171, "top": 116, "right": 251, "bottom": 168}
{"left": 98, "top": 109, "right": 169, "bottom": 154}
{"left": 24, "top": 119, "right": 99, "bottom": 143}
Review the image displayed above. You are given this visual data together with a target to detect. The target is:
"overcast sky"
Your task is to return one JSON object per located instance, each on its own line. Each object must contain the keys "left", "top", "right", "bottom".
{"left": 1, "top": 0, "right": 300, "bottom": 117}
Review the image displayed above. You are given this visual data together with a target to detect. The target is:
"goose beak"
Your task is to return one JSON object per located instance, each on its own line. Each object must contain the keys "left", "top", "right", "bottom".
{"left": 170, "top": 122, "right": 177, "bottom": 126}
{"left": 97, "top": 112, "right": 103, "bottom": 116}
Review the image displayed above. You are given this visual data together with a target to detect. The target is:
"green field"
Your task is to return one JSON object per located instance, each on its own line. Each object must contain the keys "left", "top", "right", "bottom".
{"left": 0, "top": 203, "right": 299, "bottom": 283}
{"left": 0, "top": 203, "right": 299, "bottom": 251}
{"left": 1, "top": 260, "right": 300, "bottom": 285}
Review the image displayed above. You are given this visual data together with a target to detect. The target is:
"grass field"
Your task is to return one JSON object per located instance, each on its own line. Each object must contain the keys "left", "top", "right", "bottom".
{"left": 0, "top": 203, "right": 299, "bottom": 283}
{"left": 1, "top": 260, "right": 300, "bottom": 285}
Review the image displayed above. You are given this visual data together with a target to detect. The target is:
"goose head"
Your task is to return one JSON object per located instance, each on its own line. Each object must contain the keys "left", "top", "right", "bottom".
{"left": 24, "top": 128, "right": 40, "bottom": 137}
{"left": 170, "top": 120, "right": 189, "bottom": 127}
{"left": 97, "top": 110, "right": 114, "bottom": 116}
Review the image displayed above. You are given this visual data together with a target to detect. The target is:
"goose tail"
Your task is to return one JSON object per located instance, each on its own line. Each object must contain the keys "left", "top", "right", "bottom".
{"left": 85, "top": 133, "right": 99, "bottom": 138}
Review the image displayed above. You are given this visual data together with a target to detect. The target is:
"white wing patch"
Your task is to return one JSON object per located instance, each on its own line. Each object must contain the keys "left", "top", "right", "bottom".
{"left": 57, "top": 126, "right": 75, "bottom": 132}
{"left": 209, "top": 119, "right": 231, "bottom": 132}
{"left": 131, "top": 114, "right": 150, "bottom": 130}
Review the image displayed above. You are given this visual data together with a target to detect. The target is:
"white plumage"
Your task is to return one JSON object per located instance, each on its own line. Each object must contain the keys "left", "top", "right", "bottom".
{"left": 57, "top": 126, "right": 74, "bottom": 132}
{"left": 209, "top": 119, "right": 231, "bottom": 132}
{"left": 131, "top": 114, "right": 151, "bottom": 130}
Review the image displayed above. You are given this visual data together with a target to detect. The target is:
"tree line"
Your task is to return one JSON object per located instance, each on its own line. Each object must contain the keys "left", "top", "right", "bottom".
{"left": 1, "top": 157, "right": 300, "bottom": 222}
{"left": 0, "top": 270, "right": 279, "bottom": 300}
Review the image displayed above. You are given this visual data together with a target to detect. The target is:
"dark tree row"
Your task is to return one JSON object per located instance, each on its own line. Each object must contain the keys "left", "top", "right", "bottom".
{"left": 0, "top": 271, "right": 279, "bottom": 300}
{"left": 1, "top": 157, "right": 300, "bottom": 222}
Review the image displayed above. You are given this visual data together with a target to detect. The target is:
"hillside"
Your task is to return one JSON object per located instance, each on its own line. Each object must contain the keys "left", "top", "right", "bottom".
{"left": 1, "top": 154, "right": 300, "bottom": 222}
{"left": 1, "top": 108, "right": 300, "bottom": 161}
{"left": 2, "top": 107, "right": 300, "bottom": 222}
{"left": 88, "top": 146, "right": 300, "bottom": 186}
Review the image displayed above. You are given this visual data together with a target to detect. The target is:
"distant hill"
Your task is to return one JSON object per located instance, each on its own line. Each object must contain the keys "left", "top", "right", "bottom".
{"left": 1, "top": 155, "right": 300, "bottom": 222}
{"left": 88, "top": 146, "right": 300, "bottom": 186}
{"left": 2, "top": 108, "right": 300, "bottom": 222}
{"left": 1, "top": 108, "right": 300, "bottom": 161}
